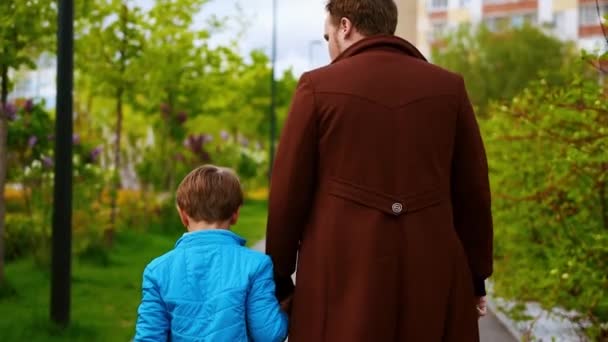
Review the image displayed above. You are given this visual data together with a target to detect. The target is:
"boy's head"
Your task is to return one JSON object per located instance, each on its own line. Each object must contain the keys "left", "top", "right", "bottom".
{"left": 176, "top": 165, "right": 243, "bottom": 230}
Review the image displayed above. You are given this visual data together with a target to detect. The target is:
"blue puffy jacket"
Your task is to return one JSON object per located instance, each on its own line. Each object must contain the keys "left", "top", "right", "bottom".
{"left": 134, "top": 230, "right": 288, "bottom": 342}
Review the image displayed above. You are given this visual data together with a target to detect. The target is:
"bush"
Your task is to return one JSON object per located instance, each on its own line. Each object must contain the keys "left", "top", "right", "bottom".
{"left": 116, "top": 189, "right": 159, "bottom": 231}
{"left": 0, "top": 279, "right": 17, "bottom": 299}
{"left": 484, "top": 61, "right": 608, "bottom": 338}
{"left": 4, "top": 214, "right": 47, "bottom": 262}
{"left": 77, "top": 241, "right": 111, "bottom": 267}
{"left": 4, "top": 186, "right": 28, "bottom": 213}
{"left": 148, "top": 196, "right": 183, "bottom": 235}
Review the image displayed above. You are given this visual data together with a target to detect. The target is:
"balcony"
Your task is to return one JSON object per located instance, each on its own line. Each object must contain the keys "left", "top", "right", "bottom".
{"left": 578, "top": 1, "right": 607, "bottom": 38}
{"left": 483, "top": 0, "right": 538, "bottom": 16}
{"left": 427, "top": 0, "right": 448, "bottom": 19}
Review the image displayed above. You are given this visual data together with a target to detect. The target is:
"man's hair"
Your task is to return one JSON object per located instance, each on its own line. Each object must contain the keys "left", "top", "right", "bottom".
{"left": 326, "top": 0, "right": 398, "bottom": 36}
{"left": 176, "top": 165, "right": 243, "bottom": 222}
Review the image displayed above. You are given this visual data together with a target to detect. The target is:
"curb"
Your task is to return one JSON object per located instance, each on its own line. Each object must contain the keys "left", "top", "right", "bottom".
{"left": 487, "top": 297, "right": 523, "bottom": 341}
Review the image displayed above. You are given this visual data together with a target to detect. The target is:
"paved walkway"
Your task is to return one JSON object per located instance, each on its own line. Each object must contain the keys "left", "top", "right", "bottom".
{"left": 253, "top": 239, "right": 515, "bottom": 342}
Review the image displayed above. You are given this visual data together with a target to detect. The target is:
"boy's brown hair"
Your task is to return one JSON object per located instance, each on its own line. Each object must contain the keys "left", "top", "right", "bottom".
{"left": 176, "top": 165, "right": 243, "bottom": 222}
{"left": 325, "top": 0, "right": 398, "bottom": 36}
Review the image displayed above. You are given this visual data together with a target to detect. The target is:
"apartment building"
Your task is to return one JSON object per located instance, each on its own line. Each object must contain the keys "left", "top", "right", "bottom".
{"left": 395, "top": 0, "right": 608, "bottom": 57}
{"left": 8, "top": 53, "right": 56, "bottom": 108}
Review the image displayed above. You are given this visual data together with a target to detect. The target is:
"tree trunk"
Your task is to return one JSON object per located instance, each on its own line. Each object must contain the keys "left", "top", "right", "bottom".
{"left": 0, "top": 65, "right": 9, "bottom": 285}
{"left": 106, "top": 89, "right": 123, "bottom": 247}
{"left": 106, "top": 2, "right": 129, "bottom": 247}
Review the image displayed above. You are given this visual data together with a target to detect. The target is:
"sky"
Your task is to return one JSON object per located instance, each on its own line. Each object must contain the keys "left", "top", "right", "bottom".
{"left": 201, "top": 0, "right": 331, "bottom": 76}
{"left": 11, "top": 0, "right": 331, "bottom": 106}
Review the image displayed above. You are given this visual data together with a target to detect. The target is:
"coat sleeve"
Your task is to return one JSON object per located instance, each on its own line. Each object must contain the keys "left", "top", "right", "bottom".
{"left": 246, "top": 256, "right": 289, "bottom": 342}
{"left": 266, "top": 72, "right": 317, "bottom": 300}
{"left": 134, "top": 265, "right": 170, "bottom": 342}
{"left": 451, "top": 77, "right": 494, "bottom": 296}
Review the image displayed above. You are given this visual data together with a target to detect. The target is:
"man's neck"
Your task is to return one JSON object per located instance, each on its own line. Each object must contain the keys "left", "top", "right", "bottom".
{"left": 340, "top": 35, "right": 367, "bottom": 55}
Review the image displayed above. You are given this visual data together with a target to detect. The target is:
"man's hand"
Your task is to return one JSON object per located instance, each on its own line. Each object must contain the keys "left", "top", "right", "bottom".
{"left": 280, "top": 294, "right": 293, "bottom": 314}
{"left": 476, "top": 296, "right": 488, "bottom": 318}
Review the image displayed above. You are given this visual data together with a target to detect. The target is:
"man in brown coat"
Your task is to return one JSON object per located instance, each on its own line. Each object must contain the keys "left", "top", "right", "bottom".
{"left": 266, "top": 0, "right": 493, "bottom": 340}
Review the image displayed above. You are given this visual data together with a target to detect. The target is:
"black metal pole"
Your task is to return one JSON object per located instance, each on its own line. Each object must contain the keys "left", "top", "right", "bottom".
{"left": 51, "top": 0, "right": 73, "bottom": 327}
{"left": 269, "top": 0, "right": 277, "bottom": 180}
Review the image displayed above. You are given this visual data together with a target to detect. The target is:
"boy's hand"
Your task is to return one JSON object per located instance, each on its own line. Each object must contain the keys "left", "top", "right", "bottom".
{"left": 476, "top": 296, "right": 488, "bottom": 318}
{"left": 280, "top": 294, "right": 293, "bottom": 314}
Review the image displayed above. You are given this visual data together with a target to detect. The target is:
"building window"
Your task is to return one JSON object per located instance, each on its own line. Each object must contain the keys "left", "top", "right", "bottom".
{"left": 511, "top": 15, "right": 525, "bottom": 28}
{"left": 554, "top": 11, "right": 566, "bottom": 30}
{"left": 429, "top": 0, "right": 448, "bottom": 11}
{"left": 485, "top": 16, "right": 511, "bottom": 31}
{"left": 428, "top": 21, "right": 448, "bottom": 41}
{"left": 523, "top": 13, "right": 537, "bottom": 25}
{"left": 579, "top": 4, "right": 608, "bottom": 26}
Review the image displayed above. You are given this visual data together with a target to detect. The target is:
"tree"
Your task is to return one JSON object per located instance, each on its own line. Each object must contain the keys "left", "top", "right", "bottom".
{"left": 76, "top": 0, "right": 145, "bottom": 246}
{"left": 132, "top": 0, "right": 216, "bottom": 191}
{"left": 211, "top": 51, "right": 298, "bottom": 148}
{"left": 432, "top": 24, "right": 575, "bottom": 115}
{"left": 0, "top": 0, "right": 55, "bottom": 287}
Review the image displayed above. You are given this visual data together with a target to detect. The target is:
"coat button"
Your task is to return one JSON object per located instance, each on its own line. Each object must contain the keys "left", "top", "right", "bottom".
{"left": 392, "top": 202, "right": 403, "bottom": 214}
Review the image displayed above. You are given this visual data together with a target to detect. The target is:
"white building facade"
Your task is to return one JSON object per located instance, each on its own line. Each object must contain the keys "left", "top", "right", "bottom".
{"left": 396, "top": 0, "right": 608, "bottom": 57}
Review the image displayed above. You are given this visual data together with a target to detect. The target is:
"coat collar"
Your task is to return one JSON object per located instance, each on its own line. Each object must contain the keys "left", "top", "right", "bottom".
{"left": 175, "top": 229, "right": 246, "bottom": 249}
{"left": 332, "top": 35, "right": 427, "bottom": 64}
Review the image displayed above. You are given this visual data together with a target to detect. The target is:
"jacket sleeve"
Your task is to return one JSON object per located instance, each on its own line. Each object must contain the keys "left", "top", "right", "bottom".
{"left": 247, "top": 256, "right": 289, "bottom": 342}
{"left": 266, "top": 72, "right": 317, "bottom": 300}
{"left": 451, "top": 77, "right": 494, "bottom": 296}
{"left": 134, "top": 265, "right": 170, "bottom": 342}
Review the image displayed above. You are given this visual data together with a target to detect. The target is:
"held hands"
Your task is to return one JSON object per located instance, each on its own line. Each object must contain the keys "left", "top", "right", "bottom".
{"left": 280, "top": 294, "right": 293, "bottom": 314}
{"left": 476, "top": 296, "right": 488, "bottom": 318}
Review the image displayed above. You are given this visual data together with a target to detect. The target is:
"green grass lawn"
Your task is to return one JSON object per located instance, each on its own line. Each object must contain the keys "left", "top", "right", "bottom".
{"left": 0, "top": 199, "right": 268, "bottom": 341}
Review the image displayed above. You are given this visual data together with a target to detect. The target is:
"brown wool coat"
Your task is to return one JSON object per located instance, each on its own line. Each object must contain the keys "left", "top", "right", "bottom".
{"left": 266, "top": 35, "right": 493, "bottom": 342}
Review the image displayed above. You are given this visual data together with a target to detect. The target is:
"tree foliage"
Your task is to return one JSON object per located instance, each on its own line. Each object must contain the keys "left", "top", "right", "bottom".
{"left": 0, "top": 0, "right": 55, "bottom": 287}
{"left": 432, "top": 24, "right": 575, "bottom": 115}
{"left": 485, "top": 62, "right": 608, "bottom": 339}
{"left": 434, "top": 21, "right": 608, "bottom": 339}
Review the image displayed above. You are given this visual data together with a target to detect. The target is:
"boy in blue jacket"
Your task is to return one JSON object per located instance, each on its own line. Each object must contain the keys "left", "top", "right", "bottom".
{"left": 135, "top": 165, "right": 288, "bottom": 342}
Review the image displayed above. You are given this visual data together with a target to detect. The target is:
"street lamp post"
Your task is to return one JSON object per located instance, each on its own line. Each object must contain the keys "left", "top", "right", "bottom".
{"left": 51, "top": 0, "right": 74, "bottom": 327}
{"left": 269, "top": 0, "right": 277, "bottom": 180}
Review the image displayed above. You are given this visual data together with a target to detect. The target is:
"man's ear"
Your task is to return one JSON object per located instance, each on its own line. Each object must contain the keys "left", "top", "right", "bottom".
{"left": 230, "top": 207, "right": 241, "bottom": 225}
{"left": 177, "top": 206, "right": 190, "bottom": 228}
{"left": 340, "top": 17, "right": 353, "bottom": 37}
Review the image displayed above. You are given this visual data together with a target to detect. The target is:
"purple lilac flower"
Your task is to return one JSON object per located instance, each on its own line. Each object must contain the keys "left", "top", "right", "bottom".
{"left": 2, "top": 102, "right": 17, "bottom": 121}
{"left": 239, "top": 137, "right": 249, "bottom": 147}
{"left": 220, "top": 130, "right": 230, "bottom": 141}
{"left": 186, "top": 134, "right": 204, "bottom": 153}
{"left": 72, "top": 134, "right": 80, "bottom": 145}
{"left": 24, "top": 99, "right": 34, "bottom": 112}
{"left": 28, "top": 136, "right": 38, "bottom": 148}
{"left": 90, "top": 146, "right": 103, "bottom": 163}
{"left": 176, "top": 111, "right": 187, "bottom": 124}
{"left": 41, "top": 156, "right": 54, "bottom": 169}
{"left": 185, "top": 134, "right": 211, "bottom": 163}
